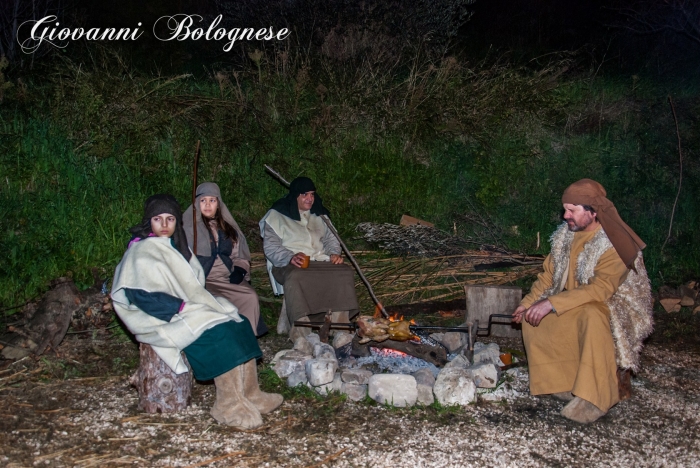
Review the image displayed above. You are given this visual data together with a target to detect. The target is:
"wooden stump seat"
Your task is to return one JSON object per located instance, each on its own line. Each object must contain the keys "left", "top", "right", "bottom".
{"left": 129, "top": 343, "right": 193, "bottom": 413}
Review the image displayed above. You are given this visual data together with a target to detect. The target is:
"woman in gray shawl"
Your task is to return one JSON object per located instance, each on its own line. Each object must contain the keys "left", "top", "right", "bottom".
{"left": 184, "top": 182, "right": 267, "bottom": 336}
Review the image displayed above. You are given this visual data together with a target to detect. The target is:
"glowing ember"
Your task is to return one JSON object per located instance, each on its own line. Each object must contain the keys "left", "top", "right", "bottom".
{"left": 371, "top": 347, "right": 409, "bottom": 358}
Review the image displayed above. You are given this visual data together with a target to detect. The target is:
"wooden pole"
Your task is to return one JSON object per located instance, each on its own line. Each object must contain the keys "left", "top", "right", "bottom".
{"left": 191, "top": 140, "right": 201, "bottom": 255}
{"left": 662, "top": 96, "right": 683, "bottom": 254}
{"left": 264, "top": 165, "right": 389, "bottom": 318}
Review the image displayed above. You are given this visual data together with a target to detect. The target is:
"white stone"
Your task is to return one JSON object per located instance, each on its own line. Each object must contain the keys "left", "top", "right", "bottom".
{"left": 305, "top": 358, "right": 339, "bottom": 386}
{"left": 305, "top": 333, "right": 321, "bottom": 345}
{"left": 439, "top": 331, "right": 469, "bottom": 353}
{"left": 444, "top": 354, "right": 470, "bottom": 369}
{"left": 429, "top": 333, "right": 445, "bottom": 343}
{"left": 433, "top": 368, "right": 477, "bottom": 406}
{"left": 341, "top": 368, "right": 373, "bottom": 385}
{"left": 293, "top": 337, "right": 314, "bottom": 355}
{"left": 313, "top": 343, "right": 337, "bottom": 360}
{"left": 412, "top": 368, "right": 435, "bottom": 387}
{"left": 315, "top": 373, "right": 342, "bottom": 395}
{"left": 287, "top": 369, "right": 309, "bottom": 388}
{"left": 467, "top": 363, "right": 500, "bottom": 388}
{"left": 274, "top": 351, "right": 312, "bottom": 378}
{"left": 368, "top": 374, "right": 418, "bottom": 408}
{"left": 333, "top": 331, "right": 355, "bottom": 349}
{"left": 341, "top": 382, "right": 367, "bottom": 401}
{"left": 473, "top": 346, "right": 501, "bottom": 366}
{"left": 416, "top": 384, "right": 435, "bottom": 405}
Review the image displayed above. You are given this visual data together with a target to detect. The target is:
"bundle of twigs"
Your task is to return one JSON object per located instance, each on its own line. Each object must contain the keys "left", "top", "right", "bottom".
{"left": 349, "top": 251, "right": 542, "bottom": 306}
{"left": 356, "top": 222, "right": 478, "bottom": 257}
{"left": 250, "top": 250, "right": 543, "bottom": 308}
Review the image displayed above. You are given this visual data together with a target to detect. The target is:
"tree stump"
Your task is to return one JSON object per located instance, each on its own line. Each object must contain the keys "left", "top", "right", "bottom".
{"left": 129, "top": 344, "right": 193, "bottom": 413}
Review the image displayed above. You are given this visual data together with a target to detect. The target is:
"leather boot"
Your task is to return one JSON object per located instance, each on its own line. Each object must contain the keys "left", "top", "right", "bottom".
{"left": 289, "top": 316, "right": 312, "bottom": 342}
{"left": 277, "top": 298, "right": 291, "bottom": 335}
{"left": 561, "top": 397, "right": 606, "bottom": 423}
{"left": 328, "top": 311, "right": 350, "bottom": 337}
{"left": 242, "top": 359, "right": 284, "bottom": 414}
{"left": 211, "top": 365, "right": 263, "bottom": 429}
{"left": 617, "top": 368, "right": 633, "bottom": 401}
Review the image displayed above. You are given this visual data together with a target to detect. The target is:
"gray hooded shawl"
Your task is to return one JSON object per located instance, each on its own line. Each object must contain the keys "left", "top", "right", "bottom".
{"left": 183, "top": 182, "right": 251, "bottom": 264}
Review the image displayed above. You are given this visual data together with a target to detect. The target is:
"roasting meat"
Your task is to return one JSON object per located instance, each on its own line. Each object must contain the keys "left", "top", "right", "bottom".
{"left": 357, "top": 316, "right": 390, "bottom": 344}
{"left": 356, "top": 315, "right": 416, "bottom": 343}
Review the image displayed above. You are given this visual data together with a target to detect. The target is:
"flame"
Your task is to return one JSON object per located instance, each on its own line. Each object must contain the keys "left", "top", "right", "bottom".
{"left": 373, "top": 304, "right": 383, "bottom": 318}
{"left": 388, "top": 312, "right": 404, "bottom": 322}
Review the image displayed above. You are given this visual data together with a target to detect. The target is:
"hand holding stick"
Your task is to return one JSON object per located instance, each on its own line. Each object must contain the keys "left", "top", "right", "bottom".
{"left": 264, "top": 165, "right": 389, "bottom": 318}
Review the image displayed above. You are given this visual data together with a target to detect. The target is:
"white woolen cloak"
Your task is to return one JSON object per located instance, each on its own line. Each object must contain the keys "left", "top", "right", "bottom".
{"left": 111, "top": 237, "right": 243, "bottom": 374}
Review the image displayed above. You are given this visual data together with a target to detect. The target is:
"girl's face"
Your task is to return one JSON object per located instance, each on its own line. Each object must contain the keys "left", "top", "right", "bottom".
{"left": 199, "top": 196, "right": 218, "bottom": 218}
{"left": 151, "top": 213, "right": 177, "bottom": 238}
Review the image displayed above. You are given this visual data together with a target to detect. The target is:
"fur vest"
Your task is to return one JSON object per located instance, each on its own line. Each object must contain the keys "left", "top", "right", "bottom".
{"left": 539, "top": 223, "right": 653, "bottom": 372}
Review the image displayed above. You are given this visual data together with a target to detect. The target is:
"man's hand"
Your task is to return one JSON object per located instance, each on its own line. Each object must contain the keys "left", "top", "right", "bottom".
{"left": 329, "top": 254, "right": 344, "bottom": 265}
{"left": 512, "top": 305, "right": 526, "bottom": 324}
{"left": 290, "top": 252, "right": 307, "bottom": 268}
{"left": 524, "top": 299, "right": 554, "bottom": 327}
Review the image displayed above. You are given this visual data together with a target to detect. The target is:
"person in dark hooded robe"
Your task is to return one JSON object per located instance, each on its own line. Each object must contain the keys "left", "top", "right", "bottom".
{"left": 259, "top": 177, "right": 359, "bottom": 339}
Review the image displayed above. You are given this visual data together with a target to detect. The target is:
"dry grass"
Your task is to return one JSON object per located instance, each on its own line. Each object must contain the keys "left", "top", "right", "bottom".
{"left": 250, "top": 251, "right": 542, "bottom": 310}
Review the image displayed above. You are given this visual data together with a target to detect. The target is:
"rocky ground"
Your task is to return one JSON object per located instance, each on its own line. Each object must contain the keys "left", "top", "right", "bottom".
{"left": 1, "top": 311, "right": 699, "bottom": 468}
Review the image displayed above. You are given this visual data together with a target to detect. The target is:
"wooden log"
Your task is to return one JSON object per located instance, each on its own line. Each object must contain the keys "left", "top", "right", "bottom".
{"left": 130, "top": 344, "right": 193, "bottom": 413}
{"left": 464, "top": 285, "right": 522, "bottom": 338}
{"left": 399, "top": 214, "right": 434, "bottom": 227}
{"left": 0, "top": 278, "right": 81, "bottom": 360}
{"left": 351, "top": 335, "right": 448, "bottom": 367}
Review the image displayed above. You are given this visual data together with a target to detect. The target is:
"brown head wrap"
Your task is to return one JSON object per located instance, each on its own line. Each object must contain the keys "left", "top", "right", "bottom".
{"left": 562, "top": 179, "right": 645, "bottom": 269}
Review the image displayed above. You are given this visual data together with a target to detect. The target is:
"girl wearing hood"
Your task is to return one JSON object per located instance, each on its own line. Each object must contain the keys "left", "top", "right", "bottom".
{"left": 183, "top": 182, "right": 267, "bottom": 336}
{"left": 111, "top": 194, "right": 282, "bottom": 430}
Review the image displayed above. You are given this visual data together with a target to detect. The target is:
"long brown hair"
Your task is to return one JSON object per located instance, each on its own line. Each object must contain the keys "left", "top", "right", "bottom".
{"left": 202, "top": 206, "right": 238, "bottom": 244}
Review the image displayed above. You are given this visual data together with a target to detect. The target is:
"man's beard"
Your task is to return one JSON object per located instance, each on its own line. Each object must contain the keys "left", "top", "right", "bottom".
{"left": 566, "top": 218, "right": 593, "bottom": 232}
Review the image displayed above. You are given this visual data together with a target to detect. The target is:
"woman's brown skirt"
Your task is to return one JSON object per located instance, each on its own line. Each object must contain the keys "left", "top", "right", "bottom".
{"left": 272, "top": 262, "right": 359, "bottom": 323}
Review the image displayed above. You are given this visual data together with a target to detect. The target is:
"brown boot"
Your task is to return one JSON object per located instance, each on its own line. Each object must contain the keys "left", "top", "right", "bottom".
{"left": 242, "top": 359, "right": 284, "bottom": 414}
{"left": 617, "top": 368, "right": 632, "bottom": 401}
{"left": 211, "top": 365, "right": 263, "bottom": 429}
{"left": 551, "top": 392, "right": 574, "bottom": 402}
{"left": 561, "top": 397, "right": 606, "bottom": 423}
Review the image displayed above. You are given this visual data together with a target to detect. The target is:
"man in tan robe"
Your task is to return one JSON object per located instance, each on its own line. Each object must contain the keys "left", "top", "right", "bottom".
{"left": 513, "top": 179, "right": 653, "bottom": 423}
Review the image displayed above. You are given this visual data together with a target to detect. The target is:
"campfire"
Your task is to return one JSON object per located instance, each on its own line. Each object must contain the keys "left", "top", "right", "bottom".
{"left": 349, "top": 312, "right": 449, "bottom": 367}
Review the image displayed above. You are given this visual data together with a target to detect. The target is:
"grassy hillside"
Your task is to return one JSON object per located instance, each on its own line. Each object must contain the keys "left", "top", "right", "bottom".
{"left": 0, "top": 48, "right": 698, "bottom": 308}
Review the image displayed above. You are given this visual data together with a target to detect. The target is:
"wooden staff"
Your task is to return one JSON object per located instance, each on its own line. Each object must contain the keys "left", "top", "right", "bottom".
{"left": 191, "top": 140, "right": 201, "bottom": 255}
{"left": 264, "top": 165, "right": 389, "bottom": 318}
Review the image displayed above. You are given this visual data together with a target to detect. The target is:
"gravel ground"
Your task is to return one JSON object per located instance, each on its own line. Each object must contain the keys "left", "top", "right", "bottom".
{"left": 0, "top": 331, "right": 699, "bottom": 467}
